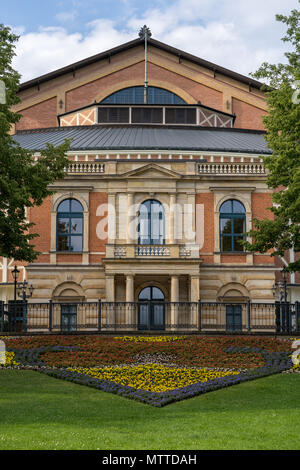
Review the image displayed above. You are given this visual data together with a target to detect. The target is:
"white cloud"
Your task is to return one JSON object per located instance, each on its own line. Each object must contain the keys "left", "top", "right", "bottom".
{"left": 13, "top": 20, "right": 134, "bottom": 82}
{"left": 12, "top": 0, "right": 298, "bottom": 83}
{"left": 56, "top": 11, "right": 78, "bottom": 23}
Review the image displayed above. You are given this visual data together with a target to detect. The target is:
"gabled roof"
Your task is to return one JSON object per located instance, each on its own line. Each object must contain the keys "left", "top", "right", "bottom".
{"left": 13, "top": 125, "right": 271, "bottom": 154}
{"left": 18, "top": 37, "right": 266, "bottom": 92}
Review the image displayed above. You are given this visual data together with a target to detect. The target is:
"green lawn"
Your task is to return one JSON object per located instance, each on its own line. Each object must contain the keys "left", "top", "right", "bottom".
{"left": 0, "top": 370, "right": 299, "bottom": 450}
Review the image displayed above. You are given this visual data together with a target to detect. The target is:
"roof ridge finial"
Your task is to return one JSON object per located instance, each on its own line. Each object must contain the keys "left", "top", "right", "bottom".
{"left": 138, "top": 25, "right": 152, "bottom": 40}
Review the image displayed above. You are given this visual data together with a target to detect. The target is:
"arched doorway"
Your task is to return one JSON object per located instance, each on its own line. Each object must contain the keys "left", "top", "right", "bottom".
{"left": 138, "top": 286, "right": 165, "bottom": 330}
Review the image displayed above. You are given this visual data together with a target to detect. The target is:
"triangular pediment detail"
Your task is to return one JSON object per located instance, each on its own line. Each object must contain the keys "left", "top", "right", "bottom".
{"left": 120, "top": 163, "right": 182, "bottom": 179}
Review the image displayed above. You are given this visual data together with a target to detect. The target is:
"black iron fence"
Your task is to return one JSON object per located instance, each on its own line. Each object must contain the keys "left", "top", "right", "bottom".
{"left": 0, "top": 300, "right": 299, "bottom": 335}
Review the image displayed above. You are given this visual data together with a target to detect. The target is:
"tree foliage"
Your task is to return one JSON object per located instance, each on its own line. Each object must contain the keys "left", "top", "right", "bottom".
{"left": 245, "top": 5, "right": 300, "bottom": 272}
{"left": 0, "top": 24, "right": 70, "bottom": 262}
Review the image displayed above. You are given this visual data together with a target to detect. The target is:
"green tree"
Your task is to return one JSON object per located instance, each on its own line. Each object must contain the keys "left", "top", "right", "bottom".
{"left": 244, "top": 4, "right": 300, "bottom": 272}
{"left": 0, "top": 24, "right": 70, "bottom": 262}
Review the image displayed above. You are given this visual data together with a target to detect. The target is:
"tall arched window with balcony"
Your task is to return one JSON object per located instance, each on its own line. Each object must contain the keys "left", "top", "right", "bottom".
{"left": 220, "top": 199, "right": 246, "bottom": 252}
{"left": 138, "top": 200, "right": 165, "bottom": 245}
{"left": 57, "top": 198, "right": 83, "bottom": 252}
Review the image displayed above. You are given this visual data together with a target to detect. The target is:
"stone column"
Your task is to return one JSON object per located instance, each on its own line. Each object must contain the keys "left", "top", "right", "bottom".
{"left": 125, "top": 274, "right": 134, "bottom": 302}
{"left": 127, "top": 193, "right": 134, "bottom": 243}
{"left": 190, "top": 275, "right": 200, "bottom": 329}
{"left": 190, "top": 275, "right": 200, "bottom": 302}
{"left": 107, "top": 193, "right": 116, "bottom": 244}
{"left": 50, "top": 211, "right": 57, "bottom": 264}
{"left": 169, "top": 193, "right": 176, "bottom": 244}
{"left": 82, "top": 210, "right": 89, "bottom": 265}
{"left": 125, "top": 274, "right": 135, "bottom": 330}
{"left": 106, "top": 275, "right": 115, "bottom": 302}
{"left": 186, "top": 193, "right": 196, "bottom": 245}
{"left": 105, "top": 275, "right": 115, "bottom": 330}
{"left": 170, "top": 275, "right": 179, "bottom": 330}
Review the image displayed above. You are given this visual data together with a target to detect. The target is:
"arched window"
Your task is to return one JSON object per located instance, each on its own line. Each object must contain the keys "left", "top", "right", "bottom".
{"left": 100, "top": 86, "right": 186, "bottom": 105}
{"left": 57, "top": 199, "right": 83, "bottom": 252}
{"left": 138, "top": 199, "right": 165, "bottom": 245}
{"left": 219, "top": 199, "right": 246, "bottom": 252}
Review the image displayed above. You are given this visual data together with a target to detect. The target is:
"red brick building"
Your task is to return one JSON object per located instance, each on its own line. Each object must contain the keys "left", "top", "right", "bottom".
{"left": 1, "top": 32, "right": 298, "bottom": 331}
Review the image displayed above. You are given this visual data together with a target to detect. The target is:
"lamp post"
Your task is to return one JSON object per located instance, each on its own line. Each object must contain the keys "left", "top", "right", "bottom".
{"left": 272, "top": 270, "right": 288, "bottom": 302}
{"left": 17, "top": 280, "right": 34, "bottom": 301}
{"left": 12, "top": 266, "right": 20, "bottom": 303}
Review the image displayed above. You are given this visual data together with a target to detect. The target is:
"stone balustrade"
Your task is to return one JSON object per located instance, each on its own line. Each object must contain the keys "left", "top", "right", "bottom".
{"left": 65, "top": 162, "right": 105, "bottom": 174}
{"left": 106, "top": 244, "right": 197, "bottom": 259}
{"left": 198, "top": 162, "right": 266, "bottom": 175}
{"left": 135, "top": 246, "right": 170, "bottom": 257}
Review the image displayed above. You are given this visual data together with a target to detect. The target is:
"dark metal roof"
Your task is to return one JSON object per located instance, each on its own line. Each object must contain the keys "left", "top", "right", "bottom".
{"left": 18, "top": 37, "right": 267, "bottom": 92}
{"left": 13, "top": 125, "right": 271, "bottom": 154}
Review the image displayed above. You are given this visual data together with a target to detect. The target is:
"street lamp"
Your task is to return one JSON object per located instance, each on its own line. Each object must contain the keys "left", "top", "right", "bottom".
{"left": 272, "top": 270, "right": 288, "bottom": 302}
{"left": 12, "top": 265, "right": 20, "bottom": 303}
{"left": 17, "top": 280, "right": 34, "bottom": 301}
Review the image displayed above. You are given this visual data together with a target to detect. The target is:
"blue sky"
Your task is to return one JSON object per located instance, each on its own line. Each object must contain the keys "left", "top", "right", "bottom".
{"left": 2, "top": 0, "right": 149, "bottom": 34}
{"left": 1, "top": 0, "right": 298, "bottom": 83}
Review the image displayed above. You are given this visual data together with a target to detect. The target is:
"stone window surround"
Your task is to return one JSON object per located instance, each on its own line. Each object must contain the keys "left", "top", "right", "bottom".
{"left": 109, "top": 191, "right": 197, "bottom": 246}
{"left": 210, "top": 187, "right": 254, "bottom": 265}
{"left": 50, "top": 191, "right": 90, "bottom": 265}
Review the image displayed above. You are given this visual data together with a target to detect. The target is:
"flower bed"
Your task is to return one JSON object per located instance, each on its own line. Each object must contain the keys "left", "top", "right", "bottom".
{"left": 0, "top": 335, "right": 295, "bottom": 406}
{"left": 114, "top": 336, "right": 187, "bottom": 343}
{"left": 0, "top": 351, "right": 19, "bottom": 367}
{"left": 67, "top": 364, "right": 240, "bottom": 392}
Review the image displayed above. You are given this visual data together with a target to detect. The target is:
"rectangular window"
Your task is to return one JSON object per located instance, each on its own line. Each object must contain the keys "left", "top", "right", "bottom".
{"left": 165, "top": 108, "right": 196, "bottom": 124}
{"left": 57, "top": 218, "right": 69, "bottom": 234}
{"left": 220, "top": 219, "right": 232, "bottom": 234}
{"left": 70, "top": 218, "right": 83, "bottom": 234}
{"left": 220, "top": 236, "right": 232, "bottom": 252}
{"left": 69, "top": 236, "right": 82, "bottom": 252}
{"left": 131, "top": 107, "right": 163, "bottom": 124}
{"left": 98, "top": 107, "right": 129, "bottom": 123}
{"left": 233, "top": 236, "right": 244, "bottom": 252}
{"left": 57, "top": 235, "right": 68, "bottom": 251}
{"left": 233, "top": 218, "right": 245, "bottom": 233}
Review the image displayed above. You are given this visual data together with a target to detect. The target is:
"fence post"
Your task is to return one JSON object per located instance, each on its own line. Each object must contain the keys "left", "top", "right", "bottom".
{"left": 98, "top": 299, "right": 102, "bottom": 332}
{"left": 282, "top": 302, "right": 288, "bottom": 333}
{"left": 296, "top": 302, "right": 300, "bottom": 333}
{"left": 275, "top": 301, "right": 281, "bottom": 333}
{"left": 49, "top": 300, "right": 53, "bottom": 332}
{"left": 247, "top": 299, "right": 251, "bottom": 332}
{"left": 23, "top": 302, "right": 27, "bottom": 333}
{"left": 198, "top": 299, "right": 201, "bottom": 332}
{"left": 287, "top": 302, "right": 291, "bottom": 334}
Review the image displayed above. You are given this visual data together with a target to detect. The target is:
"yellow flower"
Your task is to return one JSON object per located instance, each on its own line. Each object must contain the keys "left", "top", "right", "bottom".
{"left": 114, "top": 336, "right": 186, "bottom": 343}
{"left": 0, "top": 351, "right": 19, "bottom": 367}
{"left": 68, "top": 364, "right": 239, "bottom": 392}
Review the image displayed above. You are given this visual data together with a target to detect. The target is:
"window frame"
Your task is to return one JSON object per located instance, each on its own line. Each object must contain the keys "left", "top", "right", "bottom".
{"left": 219, "top": 199, "right": 246, "bottom": 253}
{"left": 100, "top": 86, "right": 186, "bottom": 105}
{"left": 56, "top": 198, "right": 84, "bottom": 253}
{"left": 138, "top": 199, "right": 165, "bottom": 245}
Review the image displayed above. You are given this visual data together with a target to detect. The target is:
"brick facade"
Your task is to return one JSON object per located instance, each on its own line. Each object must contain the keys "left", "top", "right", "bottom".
{"left": 2, "top": 36, "right": 294, "bottom": 311}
